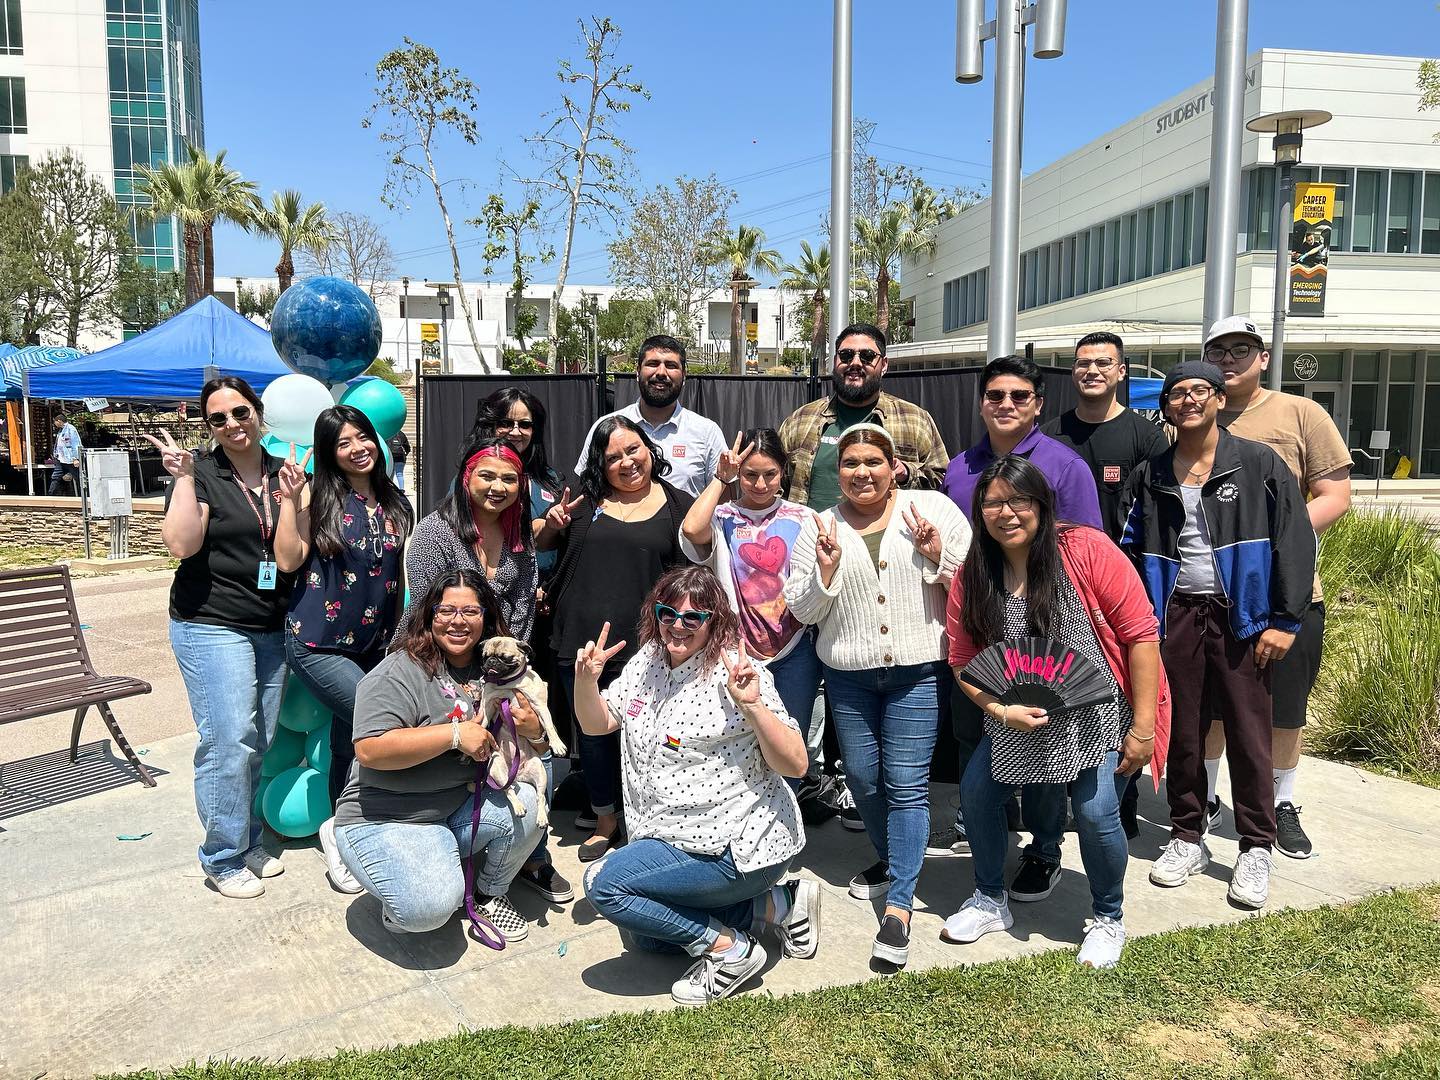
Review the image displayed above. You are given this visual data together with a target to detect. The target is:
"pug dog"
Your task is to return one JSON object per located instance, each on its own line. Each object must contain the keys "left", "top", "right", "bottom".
{"left": 477, "top": 636, "right": 566, "bottom": 828}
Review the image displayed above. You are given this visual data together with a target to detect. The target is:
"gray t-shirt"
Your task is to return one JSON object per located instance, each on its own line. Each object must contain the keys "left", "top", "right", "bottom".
{"left": 331, "top": 649, "right": 484, "bottom": 828}
{"left": 1174, "top": 484, "right": 1220, "bottom": 596}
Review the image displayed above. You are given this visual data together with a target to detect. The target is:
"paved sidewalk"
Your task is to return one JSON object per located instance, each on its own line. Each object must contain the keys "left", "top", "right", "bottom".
{"left": 4, "top": 730, "right": 1439, "bottom": 1078}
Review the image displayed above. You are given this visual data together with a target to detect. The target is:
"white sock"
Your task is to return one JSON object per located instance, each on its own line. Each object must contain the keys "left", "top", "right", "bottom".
{"left": 1274, "top": 766, "right": 1297, "bottom": 806}
{"left": 1204, "top": 758, "right": 1221, "bottom": 804}
{"left": 716, "top": 930, "right": 750, "bottom": 961}
{"left": 769, "top": 883, "right": 792, "bottom": 925}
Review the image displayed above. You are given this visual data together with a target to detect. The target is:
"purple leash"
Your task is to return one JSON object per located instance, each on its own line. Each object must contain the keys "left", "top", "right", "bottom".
{"left": 462, "top": 696, "right": 522, "bottom": 950}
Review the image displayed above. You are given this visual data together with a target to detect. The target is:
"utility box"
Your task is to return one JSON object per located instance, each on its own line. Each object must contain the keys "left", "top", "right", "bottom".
{"left": 86, "top": 450, "right": 132, "bottom": 519}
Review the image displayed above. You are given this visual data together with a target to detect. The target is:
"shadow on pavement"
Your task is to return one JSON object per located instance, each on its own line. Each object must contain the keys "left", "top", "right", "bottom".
{"left": 0, "top": 739, "right": 167, "bottom": 825}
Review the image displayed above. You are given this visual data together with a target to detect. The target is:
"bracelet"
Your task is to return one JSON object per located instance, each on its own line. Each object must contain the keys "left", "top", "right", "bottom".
{"left": 1126, "top": 731, "right": 1155, "bottom": 742}
{"left": 451, "top": 717, "right": 461, "bottom": 750}
{"left": 525, "top": 734, "right": 548, "bottom": 749}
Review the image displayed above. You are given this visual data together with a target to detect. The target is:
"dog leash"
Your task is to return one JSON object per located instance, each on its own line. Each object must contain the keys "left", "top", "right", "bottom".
{"left": 461, "top": 697, "right": 522, "bottom": 950}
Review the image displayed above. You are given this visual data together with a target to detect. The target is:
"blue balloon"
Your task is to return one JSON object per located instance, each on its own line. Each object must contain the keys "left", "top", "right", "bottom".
{"left": 260, "top": 433, "right": 314, "bottom": 475}
{"left": 262, "top": 724, "right": 307, "bottom": 777}
{"left": 262, "top": 765, "right": 331, "bottom": 839}
{"left": 303, "top": 723, "right": 332, "bottom": 774}
{"left": 271, "top": 276, "right": 382, "bottom": 384}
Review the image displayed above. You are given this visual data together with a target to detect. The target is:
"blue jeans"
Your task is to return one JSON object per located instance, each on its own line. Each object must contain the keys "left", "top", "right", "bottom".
{"left": 334, "top": 783, "right": 543, "bottom": 932}
{"left": 823, "top": 661, "right": 943, "bottom": 913}
{"left": 961, "top": 736, "right": 1129, "bottom": 920}
{"left": 169, "top": 619, "right": 287, "bottom": 879}
{"left": 47, "top": 461, "right": 80, "bottom": 496}
{"left": 585, "top": 838, "right": 787, "bottom": 956}
{"left": 283, "top": 635, "right": 384, "bottom": 806}
{"left": 559, "top": 662, "right": 622, "bottom": 817}
{"left": 765, "top": 631, "right": 821, "bottom": 790}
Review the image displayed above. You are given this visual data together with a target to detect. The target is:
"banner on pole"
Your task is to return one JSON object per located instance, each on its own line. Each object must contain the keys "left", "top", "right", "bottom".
{"left": 1288, "top": 181, "right": 1335, "bottom": 317}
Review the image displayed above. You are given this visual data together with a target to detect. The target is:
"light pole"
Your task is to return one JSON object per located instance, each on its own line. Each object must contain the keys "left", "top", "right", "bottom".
{"left": 735, "top": 280, "right": 754, "bottom": 374}
{"left": 436, "top": 287, "right": 451, "bottom": 373}
{"left": 1246, "top": 109, "right": 1332, "bottom": 390}
{"left": 956, "top": 0, "right": 1068, "bottom": 360}
{"left": 401, "top": 275, "right": 411, "bottom": 372}
{"left": 828, "top": 0, "right": 853, "bottom": 358}
{"left": 1201, "top": 0, "right": 1250, "bottom": 335}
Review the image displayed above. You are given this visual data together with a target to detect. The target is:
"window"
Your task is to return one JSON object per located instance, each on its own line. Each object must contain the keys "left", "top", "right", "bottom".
{"left": 1088, "top": 226, "right": 1103, "bottom": 291}
{"left": 1137, "top": 208, "right": 1154, "bottom": 279}
{"left": 1352, "top": 169, "right": 1385, "bottom": 253}
{"left": 1073, "top": 231, "right": 1088, "bottom": 296}
{"left": 1119, "top": 213, "right": 1136, "bottom": 284}
{"left": 1321, "top": 167, "right": 1350, "bottom": 251}
{"left": 942, "top": 280, "right": 957, "bottom": 333}
{"left": 1104, "top": 220, "right": 1119, "bottom": 287}
{"left": 1423, "top": 173, "right": 1440, "bottom": 255}
{"left": 1, "top": 0, "right": 21, "bottom": 54}
{"left": 1388, "top": 171, "right": 1421, "bottom": 253}
{"left": 0, "top": 76, "right": 25, "bottom": 134}
{"left": 1195, "top": 184, "right": 1208, "bottom": 264}
{"left": 1024, "top": 251, "right": 1038, "bottom": 310}
{"left": 0, "top": 153, "right": 25, "bottom": 194}
{"left": 1047, "top": 241, "right": 1061, "bottom": 305}
{"left": 1155, "top": 199, "right": 1173, "bottom": 273}
{"left": 1177, "top": 191, "right": 1194, "bottom": 269}
{"left": 1248, "top": 166, "right": 1275, "bottom": 251}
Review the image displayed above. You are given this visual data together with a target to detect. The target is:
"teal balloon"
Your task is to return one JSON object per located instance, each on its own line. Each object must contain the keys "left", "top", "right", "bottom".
{"left": 340, "top": 378, "right": 407, "bottom": 441}
{"left": 260, "top": 433, "right": 314, "bottom": 474}
{"left": 262, "top": 765, "right": 331, "bottom": 838}
{"left": 303, "top": 723, "right": 332, "bottom": 773}
{"left": 381, "top": 437, "right": 394, "bottom": 478}
{"left": 262, "top": 724, "right": 306, "bottom": 776}
{"left": 277, "top": 674, "right": 331, "bottom": 733}
{"left": 252, "top": 775, "right": 272, "bottom": 820}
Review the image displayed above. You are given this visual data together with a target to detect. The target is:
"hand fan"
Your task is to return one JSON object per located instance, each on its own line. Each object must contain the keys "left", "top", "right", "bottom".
{"left": 960, "top": 636, "right": 1115, "bottom": 714}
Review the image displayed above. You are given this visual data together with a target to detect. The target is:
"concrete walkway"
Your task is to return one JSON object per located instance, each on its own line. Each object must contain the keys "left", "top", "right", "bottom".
{"left": 4, "top": 728, "right": 1439, "bottom": 1078}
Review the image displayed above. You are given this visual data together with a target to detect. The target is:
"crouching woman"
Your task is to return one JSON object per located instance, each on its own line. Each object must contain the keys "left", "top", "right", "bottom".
{"left": 574, "top": 566, "right": 819, "bottom": 1007}
{"left": 332, "top": 568, "right": 545, "bottom": 941}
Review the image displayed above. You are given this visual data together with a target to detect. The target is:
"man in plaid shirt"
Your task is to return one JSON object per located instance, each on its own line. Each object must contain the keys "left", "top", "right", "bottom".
{"left": 778, "top": 323, "right": 949, "bottom": 509}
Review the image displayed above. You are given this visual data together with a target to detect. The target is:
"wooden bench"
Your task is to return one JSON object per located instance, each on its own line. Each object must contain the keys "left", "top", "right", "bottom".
{"left": 0, "top": 564, "right": 155, "bottom": 786}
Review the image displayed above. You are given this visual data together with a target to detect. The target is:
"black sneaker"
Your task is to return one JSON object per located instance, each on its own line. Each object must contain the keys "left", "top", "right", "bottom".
{"left": 515, "top": 862, "right": 575, "bottom": 903}
{"left": 1204, "top": 798, "right": 1223, "bottom": 835}
{"left": 1275, "top": 802, "right": 1314, "bottom": 859}
{"left": 871, "top": 914, "right": 910, "bottom": 967}
{"left": 848, "top": 860, "right": 890, "bottom": 900}
{"left": 839, "top": 805, "right": 866, "bottom": 832}
{"left": 1007, "top": 852, "right": 1061, "bottom": 902}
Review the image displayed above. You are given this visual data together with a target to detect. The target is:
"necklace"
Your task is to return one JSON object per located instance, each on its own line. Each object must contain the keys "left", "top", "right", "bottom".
{"left": 1175, "top": 455, "right": 1213, "bottom": 481}
{"left": 604, "top": 488, "right": 655, "bottom": 522}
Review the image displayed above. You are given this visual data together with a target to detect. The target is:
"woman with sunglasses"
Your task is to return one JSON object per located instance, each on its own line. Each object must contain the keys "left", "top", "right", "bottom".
{"left": 943, "top": 456, "right": 1163, "bottom": 969}
{"left": 147, "top": 376, "right": 294, "bottom": 899}
{"left": 785, "top": 423, "right": 971, "bottom": 968}
{"left": 332, "top": 569, "right": 546, "bottom": 941}
{"left": 272, "top": 405, "right": 414, "bottom": 893}
{"left": 575, "top": 566, "right": 817, "bottom": 1007}
{"left": 547, "top": 415, "right": 694, "bottom": 861}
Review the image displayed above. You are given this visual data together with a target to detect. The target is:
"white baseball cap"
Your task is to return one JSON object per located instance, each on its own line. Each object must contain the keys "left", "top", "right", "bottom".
{"left": 1203, "top": 315, "right": 1265, "bottom": 351}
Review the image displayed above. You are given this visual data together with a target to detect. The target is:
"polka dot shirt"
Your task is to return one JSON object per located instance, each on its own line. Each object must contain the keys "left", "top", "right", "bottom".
{"left": 603, "top": 643, "right": 805, "bottom": 873}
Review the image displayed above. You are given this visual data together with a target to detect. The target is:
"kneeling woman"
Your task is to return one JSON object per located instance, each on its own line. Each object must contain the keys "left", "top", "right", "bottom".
{"left": 945, "top": 456, "right": 1163, "bottom": 969}
{"left": 574, "top": 566, "right": 818, "bottom": 1006}
{"left": 332, "top": 569, "right": 546, "bottom": 939}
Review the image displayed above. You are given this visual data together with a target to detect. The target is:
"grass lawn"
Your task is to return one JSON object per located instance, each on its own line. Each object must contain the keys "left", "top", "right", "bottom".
{"left": 109, "top": 886, "right": 1440, "bottom": 1080}
{"left": 0, "top": 540, "right": 80, "bottom": 569}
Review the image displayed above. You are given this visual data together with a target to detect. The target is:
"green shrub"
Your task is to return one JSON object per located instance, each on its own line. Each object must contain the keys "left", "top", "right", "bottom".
{"left": 1317, "top": 507, "right": 1440, "bottom": 603}
{"left": 363, "top": 357, "right": 407, "bottom": 386}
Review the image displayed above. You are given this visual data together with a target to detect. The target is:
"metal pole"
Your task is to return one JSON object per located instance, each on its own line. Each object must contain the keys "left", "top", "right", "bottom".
{"left": 402, "top": 279, "right": 411, "bottom": 372}
{"left": 1202, "top": 0, "right": 1249, "bottom": 334}
{"left": 986, "top": 0, "right": 1024, "bottom": 360}
{"left": 828, "top": 0, "right": 853, "bottom": 356}
{"left": 1267, "top": 161, "right": 1292, "bottom": 390}
{"left": 22, "top": 391, "right": 33, "bottom": 496}
{"left": 79, "top": 451, "right": 92, "bottom": 560}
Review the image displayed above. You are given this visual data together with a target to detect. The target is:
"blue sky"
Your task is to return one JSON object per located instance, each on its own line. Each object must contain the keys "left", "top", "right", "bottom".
{"left": 204, "top": 0, "right": 1438, "bottom": 284}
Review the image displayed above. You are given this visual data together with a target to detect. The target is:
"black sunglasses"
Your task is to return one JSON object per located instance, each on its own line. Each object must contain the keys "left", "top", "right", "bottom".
{"left": 497, "top": 418, "right": 535, "bottom": 432}
{"left": 983, "top": 389, "right": 1036, "bottom": 406}
{"left": 836, "top": 348, "right": 882, "bottom": 365}
{"left": 205, "top": 405, "right": 254, "bottom": 428}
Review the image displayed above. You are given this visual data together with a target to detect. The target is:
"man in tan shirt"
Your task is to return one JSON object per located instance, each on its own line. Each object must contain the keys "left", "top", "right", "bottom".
{"left": 1201, "top": 315, "right": 1352, "bottom": 860}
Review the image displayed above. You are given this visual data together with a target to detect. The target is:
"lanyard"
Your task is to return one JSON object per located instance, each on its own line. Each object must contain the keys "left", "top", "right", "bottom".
{"left": 232, "top": 469, "right": 275, "bottom": 553}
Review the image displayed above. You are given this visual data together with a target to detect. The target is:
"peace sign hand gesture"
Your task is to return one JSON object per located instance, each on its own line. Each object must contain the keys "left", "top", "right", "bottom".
{"left": 576, "top": 621, "right": 627, "bottom": 683}
{"left": 716, "top": 431, "right": 755, "bottom": 485}
{"left": 812, "top": 512, "right": 842, "bottom": 583}
{"left": 141, "top": 431, "right": 195, "bottom": 479}
{"left": 721, "top": 638, "right": 762, "bottom": 709}
{"left": 902, "top": 503, "right": 943, "bottom": 564}
{"left": 544, "top": 486, "right": 585, "bottom": 532}
{"left": 277, "top": 443, "right": 312, "bottom": 501}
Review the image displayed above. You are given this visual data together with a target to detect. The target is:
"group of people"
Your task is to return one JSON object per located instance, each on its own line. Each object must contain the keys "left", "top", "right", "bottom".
{"left": 151, "top": 312, "right": 1350, "bottom": 1006}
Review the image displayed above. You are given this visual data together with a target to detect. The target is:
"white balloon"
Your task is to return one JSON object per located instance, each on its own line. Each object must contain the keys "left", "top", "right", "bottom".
{"left": 262, "top": 373, "right": 334, "bottom": 446}
{"left": 329, "top": 381, "right": 348, "bottom": 404}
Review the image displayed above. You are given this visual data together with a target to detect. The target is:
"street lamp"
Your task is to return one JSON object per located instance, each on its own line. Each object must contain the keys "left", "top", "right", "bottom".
{"left": 401, "top": 276, "right": 411, "bottom": 373}
{"left": 1246, "top": 109, "right": 1333, "bottom": 389}
{"left": 734, "top": 279, "right": 755, "bottom": 374}
{"left": 436, "top": 287, "right": 452, "bottom": 373}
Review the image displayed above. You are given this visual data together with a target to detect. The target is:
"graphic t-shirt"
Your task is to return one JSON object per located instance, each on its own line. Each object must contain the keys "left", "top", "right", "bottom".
{"left": 805, "top": 402, "right": 876, "bottom": 511}
{"left": 1043, "top": 408, "right": 1169, "bottom": 542}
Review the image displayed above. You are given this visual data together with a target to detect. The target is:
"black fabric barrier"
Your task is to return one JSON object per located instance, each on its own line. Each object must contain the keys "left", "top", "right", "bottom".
{"left": 612, "top": 374, "right": 814, "bottom": 448}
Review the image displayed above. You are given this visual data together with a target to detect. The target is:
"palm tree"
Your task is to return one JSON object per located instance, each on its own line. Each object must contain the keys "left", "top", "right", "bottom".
{"left": 708, "top": 224, "right": 782, "bottom": 375}
{"left": 780, "top": 241, "right": 830, "bottom": 364}
{"left": 135, "top": 146, "right": 259, "bottom": 305}
{"left": 855, "top": 187, "right": 957, "bottom": 335}
{"left": 255, "top": 190, "right": 333, "bottom": 293}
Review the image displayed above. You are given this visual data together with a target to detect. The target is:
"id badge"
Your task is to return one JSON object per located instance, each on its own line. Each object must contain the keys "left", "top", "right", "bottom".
{"left": 257, "top": 560, "right": 279, "bottom": 591}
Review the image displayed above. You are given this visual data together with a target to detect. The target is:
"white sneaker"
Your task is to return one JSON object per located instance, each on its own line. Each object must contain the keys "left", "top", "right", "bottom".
{"left": 475, "top": 893, "right": 529, "bottom": 943}
{"left": 318, "top": 818, "right": 364, "bottom": 894}
{"left": 242, "top": 847, "right": 285, "bottom": 879}
{"left": 778, "top": 879, "right": 821, "bottom": 960}
{"left": 940, "top": 890, "right": 1013, "bottom": 944}
{"left": 1149, "top": 837, "right": 1209, "bottom": 887}
{"left": 671, "top": 937, "right": 767, "bottom": 1006}
{"left": 209, "top": 867, "right": 265, "bottom": 899}
{"left": 1077, "top": 916, "right": 1127, "bottom": 968}
{"left": 1228, "top": 847, "right": 1271, "bottom": 909}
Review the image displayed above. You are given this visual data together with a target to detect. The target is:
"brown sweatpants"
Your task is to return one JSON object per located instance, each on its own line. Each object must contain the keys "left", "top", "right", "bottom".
{"left": 1162, "top": 594, "right": 1275, "bottom": 852}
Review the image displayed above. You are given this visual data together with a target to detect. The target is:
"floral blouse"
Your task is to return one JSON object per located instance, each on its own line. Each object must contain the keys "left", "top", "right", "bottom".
{"left": 287, "top": 489, "right": 404, "bottom": 656}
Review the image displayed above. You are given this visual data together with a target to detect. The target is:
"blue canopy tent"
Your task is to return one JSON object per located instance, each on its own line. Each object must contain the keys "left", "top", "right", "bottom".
{"left": 27, "top": 296, "right": 288, "bottom": 401}
{"left": 1128, "top": 377, "right": 1162, "bottom": 411}
{"left": 3, "top": 346, "right": 86, "bottom": 495}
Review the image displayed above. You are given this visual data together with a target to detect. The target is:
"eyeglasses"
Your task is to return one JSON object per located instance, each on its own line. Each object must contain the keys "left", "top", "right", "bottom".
{"left": 983, "top": 389, "right": 1036, "bottom": 406}
{"left": 1165, "top": 385, "right": 1217, "bottom": 405}
{"left": 497, "top": 418, "right": 535, "bottom": 432}
{"left": 980, "top": 495, "right": 1036, "bottom": 515}
{"left": 205, "top": 405, "right": 254, "bottom": 428}
{"left": 1203, "top": 343, "right": 1256, "bottom": 362}
{"left": 433, "top": 605, "right": 485, "bottom": 621}
{"left": 1072, "top": 358, "right": 1118, "bottom": 371}
{"left": 654, "top": 603, "right": 713, "bottom": 631}
{"left": 836, "top": 348, "right": 883, "bottom": 365}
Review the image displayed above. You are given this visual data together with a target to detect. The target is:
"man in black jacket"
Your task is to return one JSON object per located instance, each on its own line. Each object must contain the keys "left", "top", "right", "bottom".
{"left": 1121, "top": 361, "right": 1313, "bottom": 912}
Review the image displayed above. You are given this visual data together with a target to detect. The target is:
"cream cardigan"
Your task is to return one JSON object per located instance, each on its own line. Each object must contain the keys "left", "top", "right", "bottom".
{"left": 784, "top": 489, "right": 971, "bottom": 671}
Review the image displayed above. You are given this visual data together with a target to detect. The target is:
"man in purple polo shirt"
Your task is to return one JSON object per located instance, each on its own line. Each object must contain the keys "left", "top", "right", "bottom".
{"left": 943, "top": 355, "right": 1103, "bottom": 528}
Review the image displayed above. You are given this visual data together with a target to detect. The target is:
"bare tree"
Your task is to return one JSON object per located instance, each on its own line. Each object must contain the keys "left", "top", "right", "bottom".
{"left": 520, "top": 17, "right": 646, "bottom": 365}
{"left": 299, "top": 210, "right": 398, "bottom": 300}
{"left": 365, "top": 39, "right": 482, "bottom": 358}
{"left": 608, "top": 175, "right": 734, "bottom": 338}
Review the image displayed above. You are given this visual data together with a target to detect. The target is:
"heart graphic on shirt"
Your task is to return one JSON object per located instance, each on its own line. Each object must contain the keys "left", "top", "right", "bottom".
{"left": 738, "top": 535, "right": 787, "bottom": 574}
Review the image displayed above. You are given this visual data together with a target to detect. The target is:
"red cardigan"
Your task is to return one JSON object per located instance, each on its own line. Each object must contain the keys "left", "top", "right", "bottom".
{"left": 946, "top": 525, "right": 1172, "bottom": 789}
